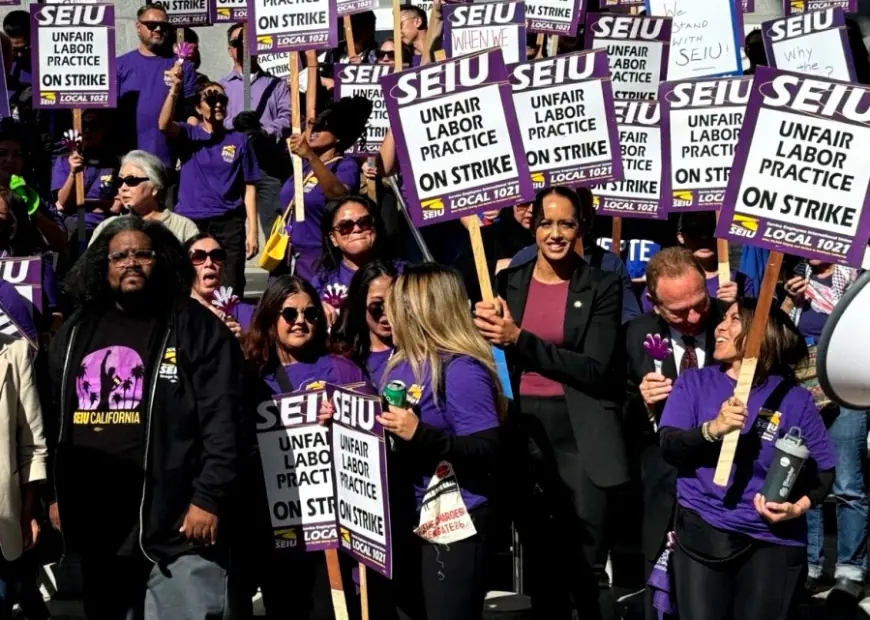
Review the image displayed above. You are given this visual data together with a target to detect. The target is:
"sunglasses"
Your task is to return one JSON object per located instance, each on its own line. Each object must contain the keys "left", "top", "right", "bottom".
{"left": 376, "top": 50, "right": 395, "bottom": 60}
{"left": 202, "top": 92, "right": 229, "bottom": 108}
{"left": 140, "top": 21, "right": 169, "bottom": 32}
{"left": 108, "top": 249, "right": 156, "bottom": 265}
{"left": 230, "top": 36, "right": 244, "bottom": 49}
{"left": 333, "top": 215, "right": 374, "bottom": 236}
{"left": 189, "top": 248, "right": 227, "bottom": 265}
{"left": 117, "top": 176, "right": 149, "bottom": 188}
{"left": 281, "top": 306, "right": 319, "bottom": 325}
{"left": 367, "top": 301, "right": 385, "bottom": 321}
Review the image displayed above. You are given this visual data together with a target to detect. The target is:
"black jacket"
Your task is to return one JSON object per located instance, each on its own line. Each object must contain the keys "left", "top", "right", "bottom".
{"left": 623, "top": 309, "right": 721, "bottom": 561}
{"left": 48, "top": 299, "right": 245, "bottom": 563}
{"left": 497, "top": 256, "right": 629, "bottom": 489}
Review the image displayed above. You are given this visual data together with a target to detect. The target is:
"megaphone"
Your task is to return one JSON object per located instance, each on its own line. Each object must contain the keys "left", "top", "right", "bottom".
{"left": 817, "top": 269, "right": 870, "bottom": 409}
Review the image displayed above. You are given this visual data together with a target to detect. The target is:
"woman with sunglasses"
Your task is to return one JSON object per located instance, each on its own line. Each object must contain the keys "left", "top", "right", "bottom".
{"left": 90, "top": 150, "right": 199, "bottom": 245}
{"left": 279, "top": 96, "right": 372, "bottom": 282}
{"left": 185, "top": 233, "right": 254, "bottom": 339}
{"left": 240, "top": 274, "right": 365, "bottom": 618}
{"left": 161, "top": 70, "right": 260, "bottom": 297}
{"left": 314, "top": 195, "right": 397, "bottom": 317}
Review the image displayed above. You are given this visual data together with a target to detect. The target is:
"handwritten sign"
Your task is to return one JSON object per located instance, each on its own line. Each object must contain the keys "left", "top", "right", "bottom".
{"left": 0, "top": 258, "right": 42, "bottom": 313}
{"left": 31, "top": 4, "right": 116, "bottom": 109}
{"left": 335, "top": 64, "right": 393, "bottom": 157}
{"left": 763, "top": 8, "right": 855, "bottom": 82}
{"left": 716, "top": 66, "right": 870, "bottom": 266}
{"left": 647, "top": 0, "right": 743, "bottom": 80}
{"left": 337, "top": 0, "right": 376, "bottom": 16}
{"left": 380, "top": 49, "right": 534, "bottom": 227}
{"left": 511, "top": 49, "right": 623, "bottom": 191}
{"left": 593, "top": 100, "right": 664, "bottom": 219}
{"left": 210, "top": 0, "right": 247, "bottom": 22}
{"left": 660, "top": 75, "right": 752, "bottom": 213}
{"left": 785, "top": 0, "right": 857, "bottom": 15}
{"left": 526, "top": 0, "right": 585, "bottom": 35}
{"left": 444, "top": 1, "right": 526, "bottom": 66}
{"left": 249, "top": 0, "right": 337, "bottom": 54}
{"left": 331, "top": 385, "right": 392, "bottom": 578}
{"left": 158, "top": 0, "right": 211, "bottom": 26}
{"left": 586, "top": 13, "right": 671, "bottom": 101}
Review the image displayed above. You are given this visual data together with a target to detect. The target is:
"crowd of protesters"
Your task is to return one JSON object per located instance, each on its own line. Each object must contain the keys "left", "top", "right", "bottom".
{"left": 0, "top": 1, "right": 868, "bottom": 620}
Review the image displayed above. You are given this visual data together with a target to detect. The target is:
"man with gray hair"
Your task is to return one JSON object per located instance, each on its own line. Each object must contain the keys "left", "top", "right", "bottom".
{"left": 90, "top": 150, "right": 198, "bottom": 245}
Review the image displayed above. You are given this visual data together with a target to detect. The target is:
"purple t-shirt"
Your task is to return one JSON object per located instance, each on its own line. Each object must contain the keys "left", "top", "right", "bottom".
{"left": 173, "top": 124, "right": 260, "bottom": 221}
{"left": 383, "top": 355, "right": 500, "bottom": 513}
{"left": 278, "top": 156, "right": 361, "bottom": 281}
{"left": 660, "top": 365, "right": 836, "bottom": 547}
{"left": 263, "top": 353, "right": 368, "bottom": 394}
{"left": 117, "top": 51, "right": 197, "bottom": 166}
{"left": 641, "top": 270, "right": 755, "bottom": 313}
{"left": 313, "top": 262, "right": 357, "bottom": 310}
{"left": 51, "top": 156, "right": 117, "bottom": 228}
{"left": 366, "top": 348, "right": 393, "bottom": 389}
{"left": 231, "top": 301, "right": 256, "bottom": 332}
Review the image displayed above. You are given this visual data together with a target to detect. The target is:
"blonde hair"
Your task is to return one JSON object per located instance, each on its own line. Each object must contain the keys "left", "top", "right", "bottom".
{"left": 384, "top": 265, "right": 505, "bottom": 416}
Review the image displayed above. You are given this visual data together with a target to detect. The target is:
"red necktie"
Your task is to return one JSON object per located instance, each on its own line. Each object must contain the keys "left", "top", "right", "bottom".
{"left": 680, "top": 335, "right": 698, "bottom": 373}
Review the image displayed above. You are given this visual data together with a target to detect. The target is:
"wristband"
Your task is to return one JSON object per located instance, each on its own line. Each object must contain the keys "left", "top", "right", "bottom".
{"left": 701, "top": 421, "right": 718, "bottom": 443}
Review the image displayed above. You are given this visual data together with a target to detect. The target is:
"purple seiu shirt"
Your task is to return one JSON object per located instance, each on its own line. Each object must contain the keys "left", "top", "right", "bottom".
{"left": 278, "top": 156, "right": 361, "bottom": 281}
{"left": 263, "top": 353, "right": 369, "bottom": 395}
{"left": 51, "top": 156, "right": 117, "bottom": 230}
{"left": 641, "top": 270, "right": 756, "bottom": 314}
{"left": 117, "top": 52, "right": 197, "bottom": 166}
{"left": 366, "top": 348, "right": 393, "bottom": 390}
{"left": 313, "top": 260, "right": 405, "bottom": 311}
{"left": 173, "top": 123, "right": 260, "bottom": 221}
{"left": 383, "top": 355, "right": 500, "bottom": 514}
{"left": 660, "top": 365, "right": 836, "bottom": 547}
{"left": 219, "top": 71, "right": 291, "bottom": 139}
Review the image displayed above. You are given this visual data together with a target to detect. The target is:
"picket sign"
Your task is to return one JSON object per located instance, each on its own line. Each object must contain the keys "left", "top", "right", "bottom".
{"left": 713, "top": 251, "right": 783, "bottom": 485}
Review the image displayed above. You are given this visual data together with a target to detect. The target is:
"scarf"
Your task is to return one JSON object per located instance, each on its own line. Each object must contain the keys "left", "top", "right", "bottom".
{"left": 792, "top": 261, "right": 856, "bottom": 317}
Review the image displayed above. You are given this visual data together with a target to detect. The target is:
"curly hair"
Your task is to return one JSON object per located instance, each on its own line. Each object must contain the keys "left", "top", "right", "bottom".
{"left": 64, "top": 216, "right": 194, "bottom": 310}
{"left": 314, "top": 195, "right": 389, "bottom": 277}
{"left": 312, "top": 96, "right": 373, "bottom": 152}
{"left": 243, "top": 275, "right": 329, "bottom": 375}
{"left": 332, "top": 260, "right": 398, "bottom": 379}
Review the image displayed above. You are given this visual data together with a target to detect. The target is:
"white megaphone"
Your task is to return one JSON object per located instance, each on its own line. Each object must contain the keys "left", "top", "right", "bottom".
{"left": 817, "top": 268, "right": 870, "bottom": 409}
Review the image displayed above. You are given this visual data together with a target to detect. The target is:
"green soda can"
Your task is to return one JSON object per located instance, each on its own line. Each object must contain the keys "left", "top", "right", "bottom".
{"left": 383, "top": 380, "right": 408, "bottom": 408}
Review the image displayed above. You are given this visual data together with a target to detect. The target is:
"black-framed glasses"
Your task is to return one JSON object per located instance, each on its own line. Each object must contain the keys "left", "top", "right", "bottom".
{"left": 189, "top": 249, "right": 227, "bottom": 265}
{"left": 202, "top": 92, "right": 229, "bottom": 108}
{"left": 367, "top": 301, "right": 385, "bottom": 321}
{"left": 117, "top": 176, "right": 150, "bottom": 188}
{"left": 140, "top": 20, "right": 169, "bottom": 32}
{"left": 333, "top": 215, "right": 374, "bottom": 236}
{"left": 376, "top": 50, "right": 395, "bottom": 60}
{"left": 108, "top": 249, "right": 156, "bottom": 265}
{"left": 281, "top": 306, "right": 319, "bottom": 324}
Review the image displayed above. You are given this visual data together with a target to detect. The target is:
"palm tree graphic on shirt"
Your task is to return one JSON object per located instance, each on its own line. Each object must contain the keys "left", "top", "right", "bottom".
{"left": 77, "top": 347, "right": 145, "bottom": 411}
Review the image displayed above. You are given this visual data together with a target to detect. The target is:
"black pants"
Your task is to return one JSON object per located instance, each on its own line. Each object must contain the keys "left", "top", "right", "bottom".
{"left": 513, "top": 396, "right": 614, "bottom": 620}
{"left": 672, "top": 540, "right": 805, "bottom": 620}
{"left": 193, "top": 207, "right": 247, "bottom": 297}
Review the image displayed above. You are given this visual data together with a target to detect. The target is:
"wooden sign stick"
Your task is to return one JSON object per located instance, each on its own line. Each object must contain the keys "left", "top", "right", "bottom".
{"left": 535, "top": 33, "right": 545, "bottom": 59}
{"left": 289, "top": 52, "right": 305, "bottom": 223}
{"left": 359, "top": 562, "right": 370, "bottom": 620}
{"left": 713, "top": 250, "right": 784, "bottom": 487}
{"left": 306, "top": 50, "right": 318, "bottom": 127}
{"left": 393, "top": 0, "right": 404, "bottom": 69}
{"left": 325, "top": 549, "right": 350, "bottom": 620}
{"left": 463, "top": 214, "right": 495, "bottom": 301}
{"left": 716, "top": 210, "right": 731, "bottom": 286}
{"left": 611, "top": 216, "right": 622, "bottom": 256}
{"left": 73, "top": 108, "right": 86, "bottom": 252}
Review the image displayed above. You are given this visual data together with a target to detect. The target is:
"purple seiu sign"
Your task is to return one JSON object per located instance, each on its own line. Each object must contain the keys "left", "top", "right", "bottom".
{"left": 329, "top": 385, "right": 392, "bottom": 579}
{"left": 256, "top": 388, "right": 339, "bottom": 553}
{"left": 585, "top": 13, "right": 671, "bottom": 101}
{"left": 380, "top": 49, "right": 534, "bottom": 228}
{"left": 444, "top": 1, "right": 526, "bottom": 66}
{"left": 249, "top": 0, "right": 337, "bottom": 54}
{"left": 526, "top": 0, "right": 585, "bottom": 35}
{"left": 715, "top": 66, "right": 870, "bottom": 267}
{"left": 31, "top": 4, "right": 116, "bottom": 110}
{"left": 744, "top": 0, "right": 755, "bottom": 11}
{"left": 0, "top": 258, "right": 42, "bottom": 315}
{"left": 593, "top": 100, "right": 665, "bottom": 220}
{"left": 334, "top": 64, "right": 393, "bottom": 158}
{"left": 603, "top": 0, "right": 645, "bottom": 7}
{"left": 210, "top": 0, "right": 247, "bottom": 23}
{"left": 659, "top": 75, "right": 752, "bottom": 214}
{"left": 510, "top": 49, "right": 623, "bottom": 193}
{"left": 784, "top": 0, "right": 856, "bottom": 15}
{"left": 763, "top": 8, "right": 856, "bottom": 83}
{"left": 337, "top": 0, "right": 376, "bottom": 17}
{"left": 157, "top": 0, "right": 212, "bottom": 26}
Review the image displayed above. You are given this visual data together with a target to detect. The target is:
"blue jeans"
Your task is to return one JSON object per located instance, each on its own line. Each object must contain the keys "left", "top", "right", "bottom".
{"left": 807, "top": 408, "right": 869, "bottom": 582}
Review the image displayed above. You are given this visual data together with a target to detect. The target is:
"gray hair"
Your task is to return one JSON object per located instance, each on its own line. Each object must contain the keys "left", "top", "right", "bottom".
{"left": 120, "top": 150, "right": 167, "bottom": 203}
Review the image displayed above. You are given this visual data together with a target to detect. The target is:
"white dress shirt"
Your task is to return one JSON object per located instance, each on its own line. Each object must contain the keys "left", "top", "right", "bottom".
{"left": 669, "top": 327, "right": 707, "bottom": 375}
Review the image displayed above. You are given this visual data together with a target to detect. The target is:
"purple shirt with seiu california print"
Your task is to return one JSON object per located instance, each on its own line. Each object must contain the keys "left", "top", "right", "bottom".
{"left": 660, "top": 365, "right": 836, "bottom": 547}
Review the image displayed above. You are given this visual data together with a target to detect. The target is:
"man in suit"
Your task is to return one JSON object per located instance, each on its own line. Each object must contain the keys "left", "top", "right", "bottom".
{"left": 623, "top": 247, "right": 724, "bottom": 619}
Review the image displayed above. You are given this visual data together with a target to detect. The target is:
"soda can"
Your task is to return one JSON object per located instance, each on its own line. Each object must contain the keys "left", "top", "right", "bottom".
{"left": 383, "top": 380, "right": 408, "bottom": 408}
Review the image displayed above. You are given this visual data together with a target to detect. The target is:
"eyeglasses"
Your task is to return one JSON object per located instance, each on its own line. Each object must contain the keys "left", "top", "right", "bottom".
{"left": 376, "top": 50, "right": 395, "bottom": 60}
{"left": 367, "top": 301, "right": 385, "bottom": 321}
{"left": 281, "top": 306, "right": 319, "bottom": 324}
{"left": 140, "top": 21, "right": 169, "bottom": 32}
{"left": 333, "top": 215, "right": 374, "bottom": 236}
{"left": 108, "top": 249, "right": 156, "bottom": 265}
{"left": 202, "top": 92, "right": 229, "bottom": 108}
{"left": 189, "top": 248, "right": 227, "bottom": 265}
{"left": 117, "top": 176, "right": 150, "bottom": 188}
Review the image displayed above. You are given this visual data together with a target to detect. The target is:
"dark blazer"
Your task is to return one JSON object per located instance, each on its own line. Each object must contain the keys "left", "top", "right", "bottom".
{"left": 497, "top": 255, "right": 629, "bottom": 489}
{"left": 623, "top": 309, "right": 721, "bottom": 562}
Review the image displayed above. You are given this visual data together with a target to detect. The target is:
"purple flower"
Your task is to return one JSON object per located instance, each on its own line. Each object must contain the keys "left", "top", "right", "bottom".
{"left": 643, "top": 333, "right": 672, "bottom": 361}
{"left": 174, "top": 41, "right": 195, "bottom": 62}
